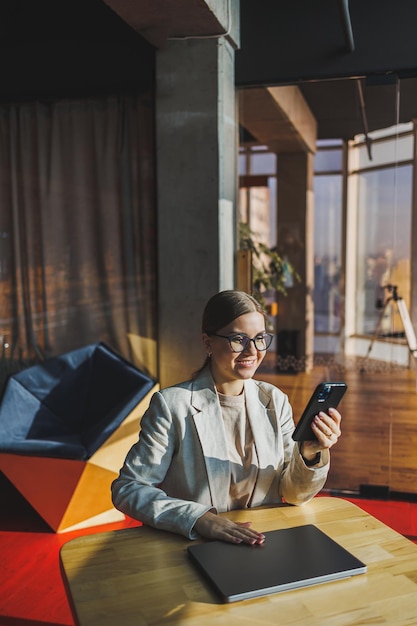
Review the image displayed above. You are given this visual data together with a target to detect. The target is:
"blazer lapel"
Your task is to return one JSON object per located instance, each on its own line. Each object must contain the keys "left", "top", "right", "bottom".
{"left": 191, "top": 370, "right": 231, "bottom": 512}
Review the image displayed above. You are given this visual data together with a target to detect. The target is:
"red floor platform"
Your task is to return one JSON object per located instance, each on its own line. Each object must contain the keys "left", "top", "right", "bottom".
{"left": 1, "top": 472, "right": 416, "bottom": 626}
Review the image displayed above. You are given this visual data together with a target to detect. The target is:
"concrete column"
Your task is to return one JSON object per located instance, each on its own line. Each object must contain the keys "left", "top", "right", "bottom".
{"left": 156, "top": 37, "right": 237, "bottom": 386}
{"left": 276, "top": 151, "right": 314, "bottom": 371}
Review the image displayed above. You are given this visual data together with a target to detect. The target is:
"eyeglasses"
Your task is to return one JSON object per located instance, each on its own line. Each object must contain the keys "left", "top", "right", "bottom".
{"left": 210, "top": 332, "right": 274, "bottom": 353}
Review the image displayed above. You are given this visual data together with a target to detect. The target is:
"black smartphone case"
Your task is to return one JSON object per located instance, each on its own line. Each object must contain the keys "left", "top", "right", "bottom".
{"left": 292, "top": 382, "right": 347, "bottom": 441}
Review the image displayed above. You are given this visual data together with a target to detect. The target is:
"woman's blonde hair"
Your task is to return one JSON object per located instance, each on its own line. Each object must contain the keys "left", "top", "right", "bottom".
{"left": 202, "top": 290, "right": 266, "bottom": 334}
{"left": 194, "top": 290, "right": 267, "bottom": 376}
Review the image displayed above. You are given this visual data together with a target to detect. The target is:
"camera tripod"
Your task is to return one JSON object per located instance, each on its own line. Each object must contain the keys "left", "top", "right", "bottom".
{"left": 361, "top": 284, "right": 417, "bottom": 369}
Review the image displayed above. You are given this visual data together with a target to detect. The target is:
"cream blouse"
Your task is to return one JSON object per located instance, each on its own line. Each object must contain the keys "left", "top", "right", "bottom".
{"left": 217, "top": 391, "right": 259, "bottom": 510}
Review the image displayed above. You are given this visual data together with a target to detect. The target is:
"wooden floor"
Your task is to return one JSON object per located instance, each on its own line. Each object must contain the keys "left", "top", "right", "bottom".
{"left": 256, "top": 353, "right": 417, "bottom": 497}
{"left": 2, "top": 355, "right": 417, "bottom": 625}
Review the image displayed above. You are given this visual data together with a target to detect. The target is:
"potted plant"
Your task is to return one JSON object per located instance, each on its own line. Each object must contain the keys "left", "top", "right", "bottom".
{"left": 238, "top": 222, "right": 300, "bottom": 310}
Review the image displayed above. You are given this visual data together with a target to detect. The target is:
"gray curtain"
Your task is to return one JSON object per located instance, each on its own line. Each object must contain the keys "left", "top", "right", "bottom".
{"left": 0, "top": 94, "right": 156, "bottom": 385}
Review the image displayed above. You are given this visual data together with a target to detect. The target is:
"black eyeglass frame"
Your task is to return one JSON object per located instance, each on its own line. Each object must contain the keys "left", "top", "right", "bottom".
{"left": 209, "top": 332, "right": 274, "bottom": 353}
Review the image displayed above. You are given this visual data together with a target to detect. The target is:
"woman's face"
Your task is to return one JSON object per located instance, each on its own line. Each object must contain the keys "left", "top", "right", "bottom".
{"left": 203, "top": 311, "right": 267, "bottom": 390}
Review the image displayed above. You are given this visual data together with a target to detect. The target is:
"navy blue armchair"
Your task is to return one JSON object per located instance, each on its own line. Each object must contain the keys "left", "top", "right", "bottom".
{"left": 0, "top": 342, "right": 157, "bottom": 532}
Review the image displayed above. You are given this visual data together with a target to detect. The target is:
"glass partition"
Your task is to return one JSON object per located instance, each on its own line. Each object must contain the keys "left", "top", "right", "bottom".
{"left": 238, "top": 78, "right": 417, "bottom": 499}
{"left": 349, "top": 127, "right": 413, "bottom": 345}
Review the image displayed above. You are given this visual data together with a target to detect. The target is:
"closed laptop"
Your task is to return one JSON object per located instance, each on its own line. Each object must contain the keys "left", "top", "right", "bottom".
{"left": 188, "top": 524, "right": 367, "bottom": 603}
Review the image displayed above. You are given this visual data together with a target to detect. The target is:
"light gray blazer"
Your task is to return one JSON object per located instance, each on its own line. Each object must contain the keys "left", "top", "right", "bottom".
{"left": 111, "top": 367, "right": 329, "bottom": 539}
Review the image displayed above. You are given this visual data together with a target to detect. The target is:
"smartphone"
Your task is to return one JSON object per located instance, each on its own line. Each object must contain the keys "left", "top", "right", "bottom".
{"left": 292, "top": 382, "right": 347, "bottom": 441}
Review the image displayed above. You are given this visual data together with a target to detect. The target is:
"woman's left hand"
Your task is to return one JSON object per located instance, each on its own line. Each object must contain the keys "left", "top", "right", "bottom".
{"left": 301, "top": 407, "right": 342, "bottom": 461}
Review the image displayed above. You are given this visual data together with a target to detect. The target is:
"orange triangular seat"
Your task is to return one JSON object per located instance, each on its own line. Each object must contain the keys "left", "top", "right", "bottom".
{"left": 0, "top": 343, "right": 158, "bottom": 532}
{"left": 0, "top": 454, "right": 85, "bottom": 531}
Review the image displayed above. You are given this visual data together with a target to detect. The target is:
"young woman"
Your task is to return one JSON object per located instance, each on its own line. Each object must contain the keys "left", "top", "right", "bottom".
{"left": 112, "top": 290, "right": 342, "bottom": 545}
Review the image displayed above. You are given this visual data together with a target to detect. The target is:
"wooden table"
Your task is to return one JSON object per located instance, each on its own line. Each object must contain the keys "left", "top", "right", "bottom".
{"left": 60, "top": 497, "right": 417, "bottom": 625}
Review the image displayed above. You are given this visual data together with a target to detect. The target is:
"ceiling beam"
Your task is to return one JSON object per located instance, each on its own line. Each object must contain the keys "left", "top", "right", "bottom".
{"left": 239, "top": 86, "right": 317, "bottom": 154}
{"left": 102, "top": 0, "right": 236, "bottom": 48}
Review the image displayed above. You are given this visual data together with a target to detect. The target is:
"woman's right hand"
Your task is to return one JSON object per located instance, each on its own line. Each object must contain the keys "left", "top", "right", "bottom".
{"left": 193, "top": 511, "right": 265, "bottom": 545}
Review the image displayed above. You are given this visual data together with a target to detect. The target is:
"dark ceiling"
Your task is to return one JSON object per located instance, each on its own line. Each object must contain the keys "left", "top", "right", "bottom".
{"left": 237, "top": 0, "right": 417, "bottom": 140}
{"left": 1, "top": 0, "right": 417, "bottom": 141}
{"left": 296, "top": 77, "right": 417, "bottom": 140}
{"left": 0, "top": 0, "right": 154, "bottom": 101}
{"left": 237, "top": 0, "right": 417, "bottom": 85}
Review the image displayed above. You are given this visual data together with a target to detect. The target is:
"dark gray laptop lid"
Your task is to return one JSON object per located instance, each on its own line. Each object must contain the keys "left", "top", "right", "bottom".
{"left": 188, "top": 524, "right": 367, "bottom": 603}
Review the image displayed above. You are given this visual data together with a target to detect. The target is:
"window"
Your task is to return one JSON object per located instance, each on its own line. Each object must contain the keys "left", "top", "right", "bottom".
{"left": 350, "top": 126, "right": 413, "bottom": 340}
{"left": 313, "top": 142, "right": 343, "bottom": 335}
{"left": 239, "top": 146, "right": 277, "bottom": 247}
